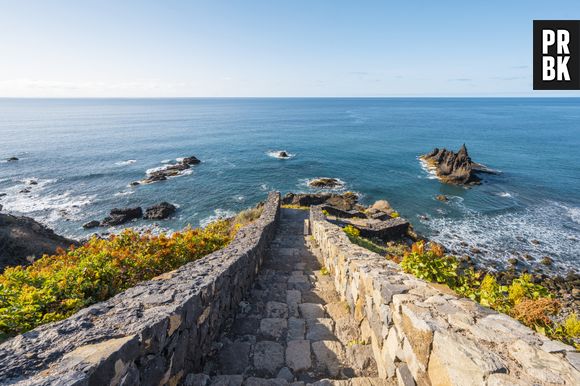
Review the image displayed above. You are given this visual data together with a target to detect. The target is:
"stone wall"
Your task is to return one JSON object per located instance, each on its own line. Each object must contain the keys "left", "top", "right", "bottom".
{"left": 0, "top": 192, "right": 281, "bottom": 386}
{"left": 309, "top": 206, "right": 580, "bottom": 386}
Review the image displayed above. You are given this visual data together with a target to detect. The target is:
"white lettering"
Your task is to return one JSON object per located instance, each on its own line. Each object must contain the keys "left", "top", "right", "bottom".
{"left": 557, "top": 56, "right": 570, "bottom": 80}
{"left": 543, "top": 56, "right": 556, "bottom": 81}
{"left": 543, "top": 29, "right": 555, "bottom": 54}
{"left": 557, "top": 30, "right": 570, "bottom": 54}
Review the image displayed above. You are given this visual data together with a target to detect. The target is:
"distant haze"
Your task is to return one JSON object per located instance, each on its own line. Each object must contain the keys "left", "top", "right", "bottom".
{"left": 1, "top": 0, "right": 580, "bottom": 97}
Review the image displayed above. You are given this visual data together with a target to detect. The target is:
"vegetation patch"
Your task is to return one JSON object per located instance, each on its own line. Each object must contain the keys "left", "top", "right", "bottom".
{"left": 0, "top": 207, "right": 263, "bottom": 339}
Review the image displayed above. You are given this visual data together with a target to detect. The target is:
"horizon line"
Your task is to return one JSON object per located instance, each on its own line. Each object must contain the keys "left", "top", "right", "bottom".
{"left": 1, "top": 95, "right": 580, "bottom": 99}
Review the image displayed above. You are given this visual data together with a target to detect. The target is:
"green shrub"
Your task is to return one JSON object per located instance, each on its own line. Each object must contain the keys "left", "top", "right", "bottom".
{"left": 0, "top": 215, "right": 256, "bottom": 339}
{"left": 400, "top": 242, "right": 460, "bottom": 288}
{"left": 343, "top": 225, "right": 360, "bottom": 237}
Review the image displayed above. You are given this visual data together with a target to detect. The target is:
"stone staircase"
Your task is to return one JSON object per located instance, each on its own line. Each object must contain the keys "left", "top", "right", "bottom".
{"left": 185, "top": 209, "right": 394, "bottom": 386}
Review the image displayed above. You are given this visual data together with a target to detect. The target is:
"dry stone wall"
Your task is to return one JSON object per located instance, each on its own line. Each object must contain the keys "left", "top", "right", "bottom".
{"left": 0, "top": 192, "right": 281, "bottom": 386}
{"left": 309, "top": 206, "right": 580, "bottom": 386}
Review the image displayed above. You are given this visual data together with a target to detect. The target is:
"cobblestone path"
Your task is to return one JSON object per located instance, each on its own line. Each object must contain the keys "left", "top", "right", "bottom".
{"left": 188, "top": 209, "right": 394, "bottom": 386}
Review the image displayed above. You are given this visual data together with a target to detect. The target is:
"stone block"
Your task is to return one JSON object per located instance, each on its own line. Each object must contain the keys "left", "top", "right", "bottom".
{"left": 306, "top": 318, "right": 335, "bottom": 341}
{"left": 299, "top": 303, "right": 326, "bottom": 319}
{"left": 428, "top": 332, "right": 506, "bottom": 386}
{"left": 312, "top": 340, "right": 345, "bottom": 377}
{"left": 286, "top": 340, "right": 312, "bottom": 371}
{"left": 260, "top": 318, "right": 288, "bottom": 339}
{"left": 267, "top": 301, "right": 289, "bottom": 319}
{"left": 287, "top": 317, "right": 306, "bottom": 341}
{"left": 254, "top": 341, "right": 285, "bottom": 376}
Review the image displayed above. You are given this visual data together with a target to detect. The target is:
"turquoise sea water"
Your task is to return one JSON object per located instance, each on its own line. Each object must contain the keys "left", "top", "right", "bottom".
{"left": 0, "top": 98, "right": 578, "bottom": 273}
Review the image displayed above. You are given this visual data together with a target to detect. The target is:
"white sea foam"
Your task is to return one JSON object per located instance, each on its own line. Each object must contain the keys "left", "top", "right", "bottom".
{"left": 114, "top": 190, "right": 135, "bottom": 197}
{"left": 497, "top": 192, "right": 512, "bottom": 198}
{"left": 266, "top": 150, "right": 295, "bottom": 159}
{"left": 2, "top": 188, "right": 95, "bottom": 225}
{"left": 115, "top": 159, "right": 137, "bottom": 166}
{"left": 199, "top": 209, "right": 236, "bottom": 227}
{"left": 161, "top": 159, "right": 171, "bottom": 164}
{"left": 259, "top": 183, "right": 269, "bottom": 191}
{"left": 426, "top": 202, "right": 580, "bottom": 273}
{"left": 418, "top": 158, "right": 438, "bottom": 180}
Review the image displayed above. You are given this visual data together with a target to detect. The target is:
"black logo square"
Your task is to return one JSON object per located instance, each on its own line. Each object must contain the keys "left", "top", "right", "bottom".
{"left": 533, "top": 20, "right": 580, "bottom": 90}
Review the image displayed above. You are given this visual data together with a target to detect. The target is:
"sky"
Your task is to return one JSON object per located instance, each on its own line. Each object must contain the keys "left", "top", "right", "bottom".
{"left": 0, "top": 0, "right": 579, "bottom": 97}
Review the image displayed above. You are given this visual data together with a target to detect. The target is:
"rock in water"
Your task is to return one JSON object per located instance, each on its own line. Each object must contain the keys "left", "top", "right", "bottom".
{"left": 278, "top": 151, "right": 289, "bottom": 158}
{"left": 102, "top": 207, "right": 143, "bottom": 226}
{"left": 421, "top": 144, "right": 483, "bottom": 185}
{"left": 308, "top": 177, "right": 343, "bottom": 189}
{"left": 6, "top": 157, "right": 18, "bottom": 162}
{"left": 182, "top": 155, "right": 201, "bottom": 165}
{"left": 82, "top": 220, "right": 100, "bottom": 229}
{"left": 0, "top": 213, "right": 77, "bottom": 270}
{"left": 144, "top": 202, "right": 177, "bottom": 220}
{"left": 435, "top": 194, "right": 449, "bottom": 202}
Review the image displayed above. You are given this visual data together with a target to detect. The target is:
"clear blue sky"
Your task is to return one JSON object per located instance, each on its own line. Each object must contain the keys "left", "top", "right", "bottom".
{"left": 1, "top": 0, "right": 579, "bottom": 97}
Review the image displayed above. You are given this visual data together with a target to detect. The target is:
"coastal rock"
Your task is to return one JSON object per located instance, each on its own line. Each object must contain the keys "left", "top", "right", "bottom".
{"left": 144, "top": 202, "right": 177, "bottom": 220}
{"left": 541, "top": 256, "right": 553, "bottom": 266}
{"left": 278, "top": 151, "right": 289, "bottom": 158}
{"left": 6, "top": 157, "right": 18, "bottom": 162}
{"left": 435, "top": 194, "right": 448, "bottom": 202}
{"left": 82, "top": 220, "right": 100, "bottom": 229}
{"left": 141, "top": 155, "right": 201, "bottom": 184}
{"left": 182, "top": 155, "right": 201, "bottom": 165}
{"left": 102, "top": 207, "right": 143, "bottom": 226}
{"left": 0, "top": 213, "right": 77, "bottom": 270}
{"left": 371, "top": 200, "right": 391, "bottom": 212}
{"left": 282, "top": 192, "right": 359, "bottom": 211}
{"left": 421, "top": 145, "right": 487, "bottom": 185}
{"left": 308, "top": 178, "right": 343, "bottom": 189}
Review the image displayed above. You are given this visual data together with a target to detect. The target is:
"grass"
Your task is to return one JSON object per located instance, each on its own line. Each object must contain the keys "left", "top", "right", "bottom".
{"left": 0, "top": 206, "right": 263, "bottom": 339}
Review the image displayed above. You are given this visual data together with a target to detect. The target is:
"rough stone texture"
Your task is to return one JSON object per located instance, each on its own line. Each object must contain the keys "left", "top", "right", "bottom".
{"left": 0, "top": 193, "right": 281, "bottom": 385}
{"left": 312, "top": 340, "right": 345, "bottom": 377}
{"left": 309, "top": 205, "right": 580, "bottom": 386}
{"left": 254, "top": 341, "right": 285, "bottom": 376}
{"left": 0, "top": 212, "right": 78, "bottom": 270}
{"left": 286, "top": 340, "right": 312, "bottom": 371}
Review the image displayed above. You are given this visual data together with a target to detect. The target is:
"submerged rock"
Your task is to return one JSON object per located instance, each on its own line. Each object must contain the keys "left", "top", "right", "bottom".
{"left": 102, "top": 207, "right": 143, "bottom": 226}
{"left": 6, "top": 157, "right": 18, "bottom": 162}
{"left": 144, "top": 202, "right": 177, "bottom": 220}
{"left": 0, "top": 213, "right": 77, "bottom": 270}
{"left": 421, "top": 144, "right": 491, "bottom": 186}
{"left": 435, "top": 194, "right": 449, "bottom": 202}
{"left": 308, "top": 177, "right": 343, "bottom": 189}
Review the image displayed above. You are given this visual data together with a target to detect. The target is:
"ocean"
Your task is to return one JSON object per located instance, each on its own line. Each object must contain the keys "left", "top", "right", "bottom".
{"left": 0, "top": 98, "right": 579, "bottom": 273}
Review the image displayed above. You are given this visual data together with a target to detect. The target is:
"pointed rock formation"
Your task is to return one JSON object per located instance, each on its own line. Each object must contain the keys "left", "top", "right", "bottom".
{"left": 421, "top": 144, "right": 488, "bottom": 185}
